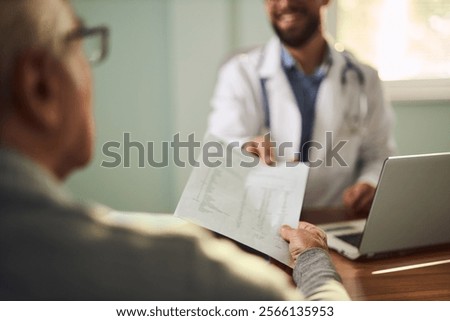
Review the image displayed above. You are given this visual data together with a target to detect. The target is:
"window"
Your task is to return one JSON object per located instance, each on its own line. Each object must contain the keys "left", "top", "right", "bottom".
{"left": 333, "top": 0, "right": 450, "bottom": 101}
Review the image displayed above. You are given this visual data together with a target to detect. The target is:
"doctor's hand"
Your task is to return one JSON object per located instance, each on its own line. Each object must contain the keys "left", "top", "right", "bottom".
{"left": 280, "top": 222, "right": 328, "bottom": 266}
{"left": 242, "top": 135, "right": 276, "bottom": 166}
{"left": 343, "top": 182, "right": 376, "bottom": 217}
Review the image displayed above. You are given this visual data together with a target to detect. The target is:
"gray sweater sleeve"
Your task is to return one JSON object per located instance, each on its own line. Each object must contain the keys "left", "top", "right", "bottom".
{"left": 293, "top": 248, "right": 343, "bottom": 298}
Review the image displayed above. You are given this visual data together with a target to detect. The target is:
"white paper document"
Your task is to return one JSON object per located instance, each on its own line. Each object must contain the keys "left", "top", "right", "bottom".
{"left": 174, "top": 146, "right": 309, "bottom": 266}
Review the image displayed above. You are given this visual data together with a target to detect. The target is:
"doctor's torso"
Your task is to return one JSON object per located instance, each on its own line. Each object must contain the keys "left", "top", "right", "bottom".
{"left": 208, "top": 38, "right": 395, "bottom": 207}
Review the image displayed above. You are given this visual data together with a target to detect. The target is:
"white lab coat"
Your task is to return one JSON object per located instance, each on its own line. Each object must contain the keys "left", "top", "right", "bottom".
{"left": 208, "top": 37, "right": 396, "bottom": 207}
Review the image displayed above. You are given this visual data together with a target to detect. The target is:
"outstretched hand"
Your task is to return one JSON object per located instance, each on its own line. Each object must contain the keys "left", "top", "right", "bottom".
{"left": 242, "top": 135, "right": 276, "bottom": 166}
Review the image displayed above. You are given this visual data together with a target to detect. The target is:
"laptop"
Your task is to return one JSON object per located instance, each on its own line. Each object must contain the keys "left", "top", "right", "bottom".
{"left": 318, "top": 152, "right": 450, "bottom": 260}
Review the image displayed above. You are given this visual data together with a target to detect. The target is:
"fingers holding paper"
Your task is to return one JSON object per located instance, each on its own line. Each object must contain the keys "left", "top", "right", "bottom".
{"left": 242, "top": 135, "right": 276, "bottom": 166}
{"left": 280, "top": 222, "right": 328, "bottom": 266}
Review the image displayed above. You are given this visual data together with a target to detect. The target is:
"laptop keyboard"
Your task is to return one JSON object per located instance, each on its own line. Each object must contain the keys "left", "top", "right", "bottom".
{"left": 336, "top": 233, "right": 363, "bottom": 247}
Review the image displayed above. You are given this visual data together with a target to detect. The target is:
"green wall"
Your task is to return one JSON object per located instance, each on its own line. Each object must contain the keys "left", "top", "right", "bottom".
{"left": 67, "top": 0, "right": 450, "bottom": 213}
{"left": 393, "top": 101, "right": 450, "bottom": 155}
{"left": 68, "top": 0, "right": 173, "bottom": 212}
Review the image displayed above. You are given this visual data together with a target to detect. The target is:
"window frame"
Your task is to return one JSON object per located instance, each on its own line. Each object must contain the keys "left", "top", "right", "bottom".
{"left": 326, "top": 0, "right": 450, "bottom": 102}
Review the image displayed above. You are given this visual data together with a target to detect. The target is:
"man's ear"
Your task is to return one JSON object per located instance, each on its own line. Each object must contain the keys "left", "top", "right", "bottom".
{"left": 12, "top": 50, "right": 62, "bottom": 132}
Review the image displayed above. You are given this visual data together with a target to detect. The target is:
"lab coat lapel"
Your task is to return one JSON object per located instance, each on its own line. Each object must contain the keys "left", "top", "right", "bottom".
{"left": 258, "top": 38, "right": 301, "bottom": 161}
{"left": 310, "top": 47, "right": 348, "bottom": 162}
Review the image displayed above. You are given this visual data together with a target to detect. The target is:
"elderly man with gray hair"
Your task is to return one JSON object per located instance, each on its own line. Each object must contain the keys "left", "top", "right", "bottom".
{"left": 0, "top": 0, "right": 349, "bottom": 300}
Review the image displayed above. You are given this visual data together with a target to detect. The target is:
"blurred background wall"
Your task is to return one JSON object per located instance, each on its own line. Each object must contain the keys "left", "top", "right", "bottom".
{"left": 67, "top": 0, "right": 450, "bottom": 213}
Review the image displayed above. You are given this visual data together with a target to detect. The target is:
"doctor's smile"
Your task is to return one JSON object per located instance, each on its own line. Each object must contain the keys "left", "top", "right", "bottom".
{"left": 269, "top": 4, "right": 310, "bottom": 25}
{"left": 278, "top": 12, "right": 307, "bottom": 26}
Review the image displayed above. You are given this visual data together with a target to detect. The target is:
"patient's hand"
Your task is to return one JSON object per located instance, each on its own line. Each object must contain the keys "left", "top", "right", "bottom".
{"left": 280, "top": 222, "right": 328, "bottom": 266}
{"left": 343, "top": 182, "right": 376, "bottom": 217}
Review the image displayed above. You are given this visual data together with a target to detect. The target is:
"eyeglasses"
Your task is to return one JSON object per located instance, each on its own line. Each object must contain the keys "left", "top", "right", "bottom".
{"left": 66, "top": 25, "right": 110, "bottom": 65}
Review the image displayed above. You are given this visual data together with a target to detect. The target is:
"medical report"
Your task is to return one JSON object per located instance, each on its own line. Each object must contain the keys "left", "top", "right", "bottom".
{"left": 174, "top": 139, "right": 309, "bottom": 267}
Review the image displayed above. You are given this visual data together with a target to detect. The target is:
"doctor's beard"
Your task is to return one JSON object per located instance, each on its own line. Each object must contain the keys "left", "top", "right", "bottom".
{"left": 271, "top": 13, "right": 320, "bottom": 49}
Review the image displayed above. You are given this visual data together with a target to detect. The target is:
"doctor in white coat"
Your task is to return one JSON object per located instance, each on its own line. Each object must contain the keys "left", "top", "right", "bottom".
{"left": 207, "top": 0, "right": 396, "bottom": 214}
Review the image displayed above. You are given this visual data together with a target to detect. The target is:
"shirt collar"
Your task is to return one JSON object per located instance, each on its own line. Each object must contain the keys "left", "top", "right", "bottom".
{"left": 280, "top": 45, "right": 333, "bottom": 78}
{"left": 0, "top": 147, "right": 73, "bottom": 205}
{"left": 280, "top": 46, "right": 297, "bottom": 69}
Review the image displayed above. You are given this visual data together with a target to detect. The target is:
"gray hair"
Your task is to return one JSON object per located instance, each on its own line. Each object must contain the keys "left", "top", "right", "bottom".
{"left": 0, "top": 0, "right": 74, "bottom": 102}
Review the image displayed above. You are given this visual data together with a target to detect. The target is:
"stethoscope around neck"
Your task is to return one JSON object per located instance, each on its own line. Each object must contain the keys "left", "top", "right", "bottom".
{"left": 341, "top": 53, "right": 368, "bottom": 134}
{"left": 259, "top": 50, "right": 368, "bottom": 135}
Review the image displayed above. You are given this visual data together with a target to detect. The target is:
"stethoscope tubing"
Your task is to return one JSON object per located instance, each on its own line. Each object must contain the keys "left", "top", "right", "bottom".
{"left": 258, "top": 49, "right": 368, "bottom": 135}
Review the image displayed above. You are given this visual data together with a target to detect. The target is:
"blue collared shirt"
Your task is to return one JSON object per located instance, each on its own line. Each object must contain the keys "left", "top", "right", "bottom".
{"left": 280, "top": 46, "right": 331, "bottom": 162}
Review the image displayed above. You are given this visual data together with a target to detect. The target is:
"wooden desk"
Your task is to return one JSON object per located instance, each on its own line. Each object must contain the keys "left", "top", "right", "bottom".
{"left": 301, "top": 208, "right": 450, "bottom": 300}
